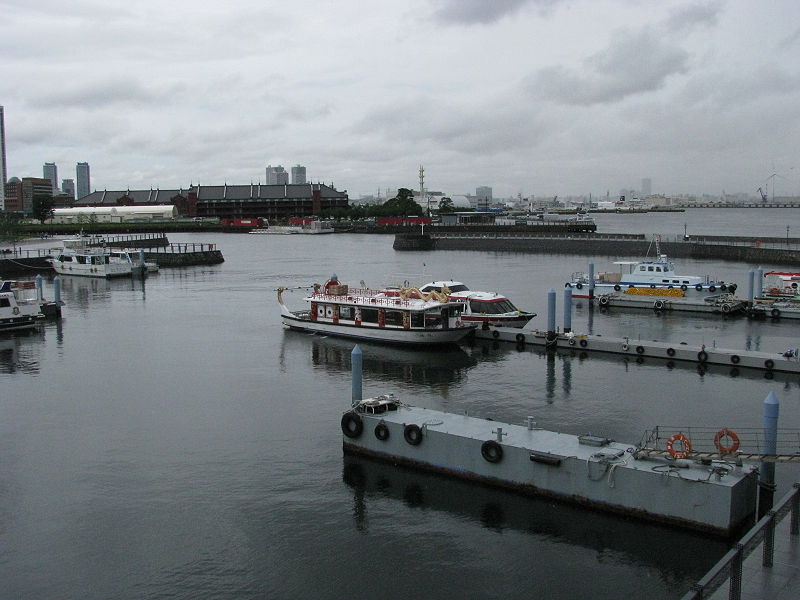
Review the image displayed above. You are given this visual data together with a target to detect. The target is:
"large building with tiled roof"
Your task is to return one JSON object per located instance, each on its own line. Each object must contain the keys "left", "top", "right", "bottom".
{"left": 75, "top": 183, "right": 348, "bottom": 221}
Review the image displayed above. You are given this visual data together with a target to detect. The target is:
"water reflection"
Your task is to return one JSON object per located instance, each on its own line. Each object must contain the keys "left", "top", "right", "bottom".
{"left": 57, "top": 274, "right": 147, "bottom": 312}
{"left": 342, "top": 454, "right": 726, "bottom": 582}
{"left": 0, "top": 328, "right": 45, "bottom": 374}
{"left": 280, "top": 330, "right": 479, "bottom": 389}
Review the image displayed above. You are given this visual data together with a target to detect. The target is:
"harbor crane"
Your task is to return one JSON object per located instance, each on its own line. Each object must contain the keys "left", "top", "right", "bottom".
{"left": 757, "top": 187, "right": 768, "bottom": 202}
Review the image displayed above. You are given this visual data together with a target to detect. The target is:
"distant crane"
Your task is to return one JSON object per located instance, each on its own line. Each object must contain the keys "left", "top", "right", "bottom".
{"left": 758, "top": 187, "right": 768, "bottom": 203}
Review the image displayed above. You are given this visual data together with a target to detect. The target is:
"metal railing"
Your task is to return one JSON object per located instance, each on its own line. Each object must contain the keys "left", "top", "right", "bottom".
{"left": 141, "top": 243, "right": 217, "bottom": 253}
{"left": 681, "top": 482, "right": 800, "bottom": 600}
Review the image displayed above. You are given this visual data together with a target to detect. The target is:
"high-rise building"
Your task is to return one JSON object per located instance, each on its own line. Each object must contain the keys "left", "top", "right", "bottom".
{"left": 76, "top": 162, "right": 90, "bottom": 199}
{"left": 291, "top": 165, "right": 306, "bottom": 185}
{"left": 476, "top": 186, "right": 492, "bottom": 204}
{"left": 641, "top": 178, "right": 652, "bottom": 197}
{"left": 0, "top": 106, "right": 6, "bottom": 210}
{"left": 266, "top": 165, "right": 288, "bottom": 185}
{"left": 62, "top": 179, "right": 75, "bottom": 199}
{"left": 43, "top": 162, "right": 59, "bottom": 192}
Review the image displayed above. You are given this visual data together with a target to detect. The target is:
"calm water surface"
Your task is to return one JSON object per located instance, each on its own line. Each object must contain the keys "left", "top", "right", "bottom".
{"left": 2, "top": 209, "right": 799, "bottom": 599}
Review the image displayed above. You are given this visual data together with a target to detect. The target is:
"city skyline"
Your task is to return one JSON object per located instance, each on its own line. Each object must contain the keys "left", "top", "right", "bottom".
{"left": 1, "top": 1, "right": 799, "bottom": 200}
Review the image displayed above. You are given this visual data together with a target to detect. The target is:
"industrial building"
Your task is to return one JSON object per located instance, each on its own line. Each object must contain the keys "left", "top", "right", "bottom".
{"left": 75, "top": 183, "right": 348, "bottom": 221}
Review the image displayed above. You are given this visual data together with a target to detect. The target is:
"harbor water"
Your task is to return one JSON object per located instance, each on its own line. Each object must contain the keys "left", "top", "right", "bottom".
{"left": 2, "top": 208, "right": 799, "bottom": 599}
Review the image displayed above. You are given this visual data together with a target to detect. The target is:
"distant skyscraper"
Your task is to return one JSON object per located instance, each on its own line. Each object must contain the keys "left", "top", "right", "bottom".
{"left": 43, "top": 162, "right": 58, "bottom": 192}
{"left": 291, "top": 165, "right": 306, "bottom": 184}
{"left": 641, "top": 178, "right": 652, "bottom": 197}
{"left": 476, "top": 186, "right": 492, "bottom": 201}
{"left": 266, "top": 164, "right": 288, "bottom": 185}
{"left": 0, "top": 106, "right": 6, "bottom": 210}
{"left": 62, "top": 179, "right": 75, "bottom": 199}
{"left": 76, "top": 162, "right": 91, "bottom": 199}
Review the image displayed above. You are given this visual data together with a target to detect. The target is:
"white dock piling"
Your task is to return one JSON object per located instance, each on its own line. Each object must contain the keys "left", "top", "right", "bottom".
{"left": 563, "top": 286, "right": 573, "bottom": 333}
{"left": 351, "top": 345, "right": 363, "bottom": 407}
{"left": 35, "top": 274, "right": 43, "bottom": 301}
{"left": 759, "top": 391, "right": 780, "bottom": 515}
{"left": 747, "top": 270, "right": 755, "bottom": 305}
{"left": 546, "top": 289, "right": 557, "bottom": 346}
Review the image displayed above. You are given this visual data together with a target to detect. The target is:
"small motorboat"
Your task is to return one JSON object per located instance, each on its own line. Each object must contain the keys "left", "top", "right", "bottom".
{"left": 0, "top": 281, "right": 42, "bottom": 332}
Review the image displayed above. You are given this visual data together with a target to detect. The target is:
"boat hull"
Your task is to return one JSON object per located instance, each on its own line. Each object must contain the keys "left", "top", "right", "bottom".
{"left": 51, "top": 263, "right": 132, "bottom": 278}
{"left": 281, "top": 313, "right": 474, "bottom": 345}
{"left": 0, "top": 315, "right": 38, "bottom": 332}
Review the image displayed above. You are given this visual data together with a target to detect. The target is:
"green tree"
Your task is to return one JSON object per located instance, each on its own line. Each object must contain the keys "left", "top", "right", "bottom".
{"left": 0, "top": 212, "right": 24, "bottom": 254}
{"left": 31, "top": 193, "right": 55, "bottom": 224}
{"left": 437, "top": 197, "right": 455, "bottom": 214}
{"left": 381, "top": 188, "right": 424, "bottom": 217}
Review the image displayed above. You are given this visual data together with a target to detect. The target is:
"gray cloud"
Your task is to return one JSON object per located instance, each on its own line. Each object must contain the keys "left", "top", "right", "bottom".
{"left": 524, "top": 29, "right": 689, "bottom": 105}
{"left": 27, "top": 79, "right": 172, "bottom": 109}
{"left": 664, "top": 2, "right": 721, "bottom": 34}
{"left": 431, "top": 0, "right": 539, "bottom": 25}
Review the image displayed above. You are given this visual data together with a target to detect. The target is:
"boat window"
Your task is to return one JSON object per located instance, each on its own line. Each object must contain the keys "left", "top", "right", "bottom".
{"left": 424, "top": 311, "right": 442, "bottom": 328}
{"left": 339, "top": 306, "right": 354, "bottom": 320}
{"left": 647, "top": 266, "right": 654, "bottom": 271}
{"left": 447, "top": 284, "right": 469, "bottom": 292}
{"left": 672, "top": 280, "right": 679, "bottom": 283}
{"left": 410, "top": 312, "right": 424, "bottom": 328}
{"left": 360, "top": 308, "right": 379, "bottom": 323}
{"left": 384, "top": 310, "right": 404, "bottom": 327}
{"left": 0, "top": 297, "right": 10, "bottom": 307}
{"left": 639, "top": 266, "right": 646, "bottom": 272}
{"left": 655, "top": 267, "right": 661, "bottom": 272}
{"left": 77, "top": 255, "right": 87, "bottom": 264}
{"left": 469, "top": 299, "right": 517, "bottom": 314}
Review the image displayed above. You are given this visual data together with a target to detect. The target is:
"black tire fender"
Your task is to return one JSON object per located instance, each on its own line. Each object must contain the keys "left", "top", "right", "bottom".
{"left": 404, "top": 424, "right": 423, "bottom": 445}
{"left": 375, "top": 422, "right": 390, "bottom": 441}
{"left": 341, "top": 412, "right": 364, "bottom": 438}
{"left": 481, "top": 440, "right": 503, "bottom": 463}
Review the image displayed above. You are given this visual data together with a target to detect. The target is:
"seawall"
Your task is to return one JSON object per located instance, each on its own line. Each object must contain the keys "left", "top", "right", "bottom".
{"left": 394, "top": 233, "right": 800, "bottom": 266}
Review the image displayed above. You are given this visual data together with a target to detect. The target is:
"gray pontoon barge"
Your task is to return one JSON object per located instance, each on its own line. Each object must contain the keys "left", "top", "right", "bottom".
{"left": 342, "top": 395, "right": 758, "bottom": 537}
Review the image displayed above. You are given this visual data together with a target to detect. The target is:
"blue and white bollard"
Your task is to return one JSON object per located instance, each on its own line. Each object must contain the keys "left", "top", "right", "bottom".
{"left": 546, "top": 288, "right": 557, "bottom": 346}
{"left": 747, "top": 270, "right": 755, "bottom": 305}
{"left": 563, "top": 286, "right": 573, "bottom": 333}
{"left": 35, "top": 273, "right": 43, "bottom": 301}
{"left": 756, "top": 266, "right": 764, "bottom": 299}
{"left": 54, "top": 276, "right": 61, "bottom": 305}
{"left": 351, "top": 345, "right": 363, "bottom": 407}
{"left": 759, "top": 391, "right": 780, "bottom": 516}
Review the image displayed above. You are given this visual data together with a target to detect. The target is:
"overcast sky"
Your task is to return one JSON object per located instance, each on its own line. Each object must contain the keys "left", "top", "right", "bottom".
{"left": 2, "top": 0, "right": 799, "bottom": 199}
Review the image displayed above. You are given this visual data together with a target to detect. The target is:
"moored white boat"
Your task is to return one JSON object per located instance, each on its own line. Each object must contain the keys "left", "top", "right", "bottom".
{"left": 277, "top": 275, "right": 476, "bottom": 345}
{"left": 762, "top": 271, "right": 800, "bottom": 299}
{"left": 0, "top": 281, "right": 42, "bottom": 332}
{"left": 567, "top": 254, "right": 733, "bottom": 299}
{"left": 413, "top": 280, "right": 535, "bottom": 328}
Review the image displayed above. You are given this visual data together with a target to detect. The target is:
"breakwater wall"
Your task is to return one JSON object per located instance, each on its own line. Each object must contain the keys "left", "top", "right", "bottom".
{"left": 394, "top": 233, "right": 800, "bottom": 266}
{"left": 0, "top": 256, "right": 53, "bottom": 277}
{"left": 142, "top": 245, "right": 224, "bottom": 266}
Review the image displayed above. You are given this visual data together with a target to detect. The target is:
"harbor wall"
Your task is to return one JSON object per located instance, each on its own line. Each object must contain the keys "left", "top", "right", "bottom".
{"left": 142, "top": 250, "right": 224, "bottom": 266}
{"left": 0, "top": 257, "right": 53, "bottom": 277}
{"left": 394, "top": 233, "right": 800, "bottom": 265}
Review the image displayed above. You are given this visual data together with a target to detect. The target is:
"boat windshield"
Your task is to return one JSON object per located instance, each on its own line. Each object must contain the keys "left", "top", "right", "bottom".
{"left": 421, "top": 283, "right": 469, "bottom": 293}
{"left": 469, "top": 299, "right": 518, "bottom": 314}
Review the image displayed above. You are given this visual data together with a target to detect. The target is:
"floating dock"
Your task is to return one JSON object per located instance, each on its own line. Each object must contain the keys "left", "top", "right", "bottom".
{"left": 341, "top": 395, "right": 758, "bottom": 536}
{"left": 581, "top": 291, "right": 746, "bottom": 315}
{"left": 474, "top": 327, "right": 800, "bottom": 374}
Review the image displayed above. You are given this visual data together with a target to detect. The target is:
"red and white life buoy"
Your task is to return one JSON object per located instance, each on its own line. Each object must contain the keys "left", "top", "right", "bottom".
{"left": 666, "top": 433, "right": 692, "bottom": 459}
{"left": 713, "top": 429, "right": 740, "bottom": 453}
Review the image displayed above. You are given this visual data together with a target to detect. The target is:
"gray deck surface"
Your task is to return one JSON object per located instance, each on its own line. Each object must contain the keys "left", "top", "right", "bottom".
{"left": 708, "top": 518, "right": 799, "bottom": 600}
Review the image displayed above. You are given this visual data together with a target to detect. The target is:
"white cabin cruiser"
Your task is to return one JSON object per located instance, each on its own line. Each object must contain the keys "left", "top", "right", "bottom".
{"left": 278, "top": 275, "right": 476, "bottom": 345}
{"left": 413, "top": 280, "right": 535, "bottom": 328}
{"left": 0, "top": 281, "right": 42, "bottom": 332}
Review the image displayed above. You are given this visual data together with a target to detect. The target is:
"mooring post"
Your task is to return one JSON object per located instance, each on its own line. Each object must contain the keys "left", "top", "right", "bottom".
{"left": 588, "top": 263, "right": 595, "bottom": 300}
{"left": 35, "top": 273, "right": 43, "bottom": 301}
{"left": 351, "top": 345, "right": 363, "bottom": 407}
{"left": 563, "top": 286, "right": 573, "bottom": 333}
{"left": 546, "top": 288, "right": 557, "bottom": 346}
{"left": 53, "top": 276, "right": 61, "bottom": 305}
{"left": 759, "top": 391, "right": 779, "bottom": 517}
{"left": 756, "top": 266, "right": 764, "bottom": 299}
{"left": 747, "top": 270, "right": 755, "bottom": 306}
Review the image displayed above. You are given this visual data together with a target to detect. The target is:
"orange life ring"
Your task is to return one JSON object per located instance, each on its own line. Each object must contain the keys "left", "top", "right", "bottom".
{"left": 713, "top": 428, "right": 740, "bottom": 453}
{"left": 666, "top": 433, "right": 692, "bottom": 459}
